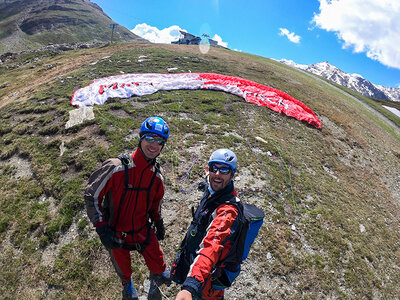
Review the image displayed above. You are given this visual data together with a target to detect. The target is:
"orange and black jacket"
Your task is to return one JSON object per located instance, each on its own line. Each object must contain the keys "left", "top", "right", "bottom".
{"left": 85, "top": 148, "right": 164, "bottom": 245}
{"left": 181, "top": 181, "right": 242, "bottom": 296}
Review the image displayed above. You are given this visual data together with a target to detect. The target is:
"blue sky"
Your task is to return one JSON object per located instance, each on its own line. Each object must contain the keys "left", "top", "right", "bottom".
{"left": 91, "top": 0, "right": 400, "bottom": 88}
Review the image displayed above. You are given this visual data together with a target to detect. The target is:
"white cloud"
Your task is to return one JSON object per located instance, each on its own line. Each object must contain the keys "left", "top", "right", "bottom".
{"left": 212, "top": 34, "right": 228, "bottom": 48}
{"left": 312, "top": 0, "right": 400, "bottom": 69}
{"left": 279, "top": 28, "right": 301, "bottom": 44}
{"left": 131, "top": 23, "right": 184, "bottom": 44}
{"left": 132, "top": 23, "right": 229, "bottom": 48}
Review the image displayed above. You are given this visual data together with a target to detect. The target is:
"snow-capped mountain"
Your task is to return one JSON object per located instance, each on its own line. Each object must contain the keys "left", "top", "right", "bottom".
{"left": 374, "top": 85, "right": 400, "bottom": 102}
{"left": 275, "top": 59, "right": 400, "bottom": 102}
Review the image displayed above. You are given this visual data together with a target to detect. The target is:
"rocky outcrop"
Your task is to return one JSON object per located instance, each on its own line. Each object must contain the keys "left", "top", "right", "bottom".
{"left": 20, "top": 16, "right": 97, "bottom": 35}
{"left": 0, "top": 42, "right": 106, "bottom": 65}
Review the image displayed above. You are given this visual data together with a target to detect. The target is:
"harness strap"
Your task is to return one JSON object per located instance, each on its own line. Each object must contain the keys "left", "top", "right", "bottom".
{"left": 118, "top": 221, "right": 153, "bottom": 253}
{"left": 111, "top": 155, "right": 160, "bottom": 252}
{"left": 146, "top": 162, "right": 160, "bottom": 213}
{"left": 185, "top": 190, "right": 243, "bottom": 259}
{"left": 112, "top": 156, "right": 130, "bottom": 229}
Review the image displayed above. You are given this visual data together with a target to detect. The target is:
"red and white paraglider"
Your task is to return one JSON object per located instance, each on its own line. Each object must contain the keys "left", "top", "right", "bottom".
{"left": 71, "top": 73, "right": 321, "bottom": 128}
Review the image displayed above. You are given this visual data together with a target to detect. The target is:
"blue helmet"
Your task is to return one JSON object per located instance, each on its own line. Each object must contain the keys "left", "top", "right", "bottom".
{"left": 140, "top": 117, "right": 170, "bottom": 140}
{"left": 208, "top": 149, "right": 238, "bottom": 172}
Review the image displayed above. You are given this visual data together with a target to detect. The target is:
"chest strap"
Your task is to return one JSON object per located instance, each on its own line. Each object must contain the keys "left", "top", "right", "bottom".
{"left": 110, "top": 155, "right": 160, "bottom": 252}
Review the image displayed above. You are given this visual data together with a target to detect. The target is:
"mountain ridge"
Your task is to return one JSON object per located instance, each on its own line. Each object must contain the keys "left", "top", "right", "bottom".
{"left": 275, "top": 59, "right": 400, "bottom": 102}
{"left": 0, "top": 0, "right": 146, "bottom": 55}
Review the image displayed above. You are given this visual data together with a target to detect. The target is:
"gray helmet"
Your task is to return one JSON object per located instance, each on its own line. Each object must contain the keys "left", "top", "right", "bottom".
{"left": 208, "top": 149, "right": 238, "bottom": 172}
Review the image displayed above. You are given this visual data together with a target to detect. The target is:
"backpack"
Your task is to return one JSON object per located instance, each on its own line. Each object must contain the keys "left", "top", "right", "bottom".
{"left": 171, "top": 201, "right": 264, "bottom": 290}
{"left": 211, "top": 203, "right": 264, "bottom": 289}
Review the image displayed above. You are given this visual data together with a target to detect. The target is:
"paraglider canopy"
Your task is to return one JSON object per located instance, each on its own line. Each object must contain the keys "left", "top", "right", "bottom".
{"left": 71, "top": 73, "right": 321, "bottom": 129}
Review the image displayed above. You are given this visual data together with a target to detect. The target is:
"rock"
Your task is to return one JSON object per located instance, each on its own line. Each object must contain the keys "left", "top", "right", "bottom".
{"left": 65, "top": 106, "right": 95, "bottom": 129}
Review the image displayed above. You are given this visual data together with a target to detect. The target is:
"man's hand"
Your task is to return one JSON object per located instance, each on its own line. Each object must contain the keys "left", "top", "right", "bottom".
{"left": 154, "top": 219, "right": 165, "bottom": 240}
{"left": 96, "top": 224, "right": 122, "bottom": 249}
{"left": 175, "top": 290, "right": 192, "bottom": 300}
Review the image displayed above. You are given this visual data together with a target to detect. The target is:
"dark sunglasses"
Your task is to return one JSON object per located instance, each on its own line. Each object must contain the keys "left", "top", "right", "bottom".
{"left": 144, "top": 136, "right": 166, "bottom": 146}
{"left": 209, "top": 164, "right": 231, "bottom": 175}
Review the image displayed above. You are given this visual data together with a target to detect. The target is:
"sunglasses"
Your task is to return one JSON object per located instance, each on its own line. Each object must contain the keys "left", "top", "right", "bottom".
{"left": 209, "top": 164, "right": 232, "bottom": 175}
{"left": 144, "top": 136, "right": 166, "bottom": 146}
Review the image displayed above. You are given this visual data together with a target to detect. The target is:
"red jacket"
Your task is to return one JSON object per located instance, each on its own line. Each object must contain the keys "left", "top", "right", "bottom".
{"left": 85, "top": 148, "right": 164, "bottom": 243}
{"left": 180, "top": 182, "right": 241, "bottom": 298}
{"left": 187, "top": 203, "right": 238, "bottom": 276}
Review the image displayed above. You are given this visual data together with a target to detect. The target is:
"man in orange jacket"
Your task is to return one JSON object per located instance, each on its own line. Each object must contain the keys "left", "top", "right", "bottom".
{"left": 85, "top": 116, "right": 171, "bottom": 300}
{"left": 173, "top": 149, "right": 242, "bottom": 300}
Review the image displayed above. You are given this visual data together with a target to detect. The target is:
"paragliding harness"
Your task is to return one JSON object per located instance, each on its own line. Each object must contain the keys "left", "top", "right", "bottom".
{"left": 109, "top": 154, "right": 160, "bottom": 253}
{"left": 170, "top": 184, "right": 264, "bottom": 290}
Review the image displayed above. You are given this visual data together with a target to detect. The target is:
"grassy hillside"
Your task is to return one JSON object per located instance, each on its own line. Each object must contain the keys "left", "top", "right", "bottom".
{"left": 0, "top": 0, "right": 144, "bottom": 55}
{"left": 0, "top": 42, "right": 399, "bottom": 299}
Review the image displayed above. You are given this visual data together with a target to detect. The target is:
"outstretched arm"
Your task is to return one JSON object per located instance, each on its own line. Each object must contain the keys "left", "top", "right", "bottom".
{"left": 175, "top": 290, "right": 192, "bottom": 300}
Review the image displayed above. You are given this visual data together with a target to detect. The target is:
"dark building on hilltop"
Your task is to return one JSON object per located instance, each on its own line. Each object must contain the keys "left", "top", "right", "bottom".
{"left": 172, "top": 31, "right": 218, "bottom": 46}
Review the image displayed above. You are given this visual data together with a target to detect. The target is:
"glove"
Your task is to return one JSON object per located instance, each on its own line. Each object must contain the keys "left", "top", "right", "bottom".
{"left": 96, "top": 224, "right": 122, "bottom": 249}
{"left": 154, "top": 219, "right": 165, "bottom": 240}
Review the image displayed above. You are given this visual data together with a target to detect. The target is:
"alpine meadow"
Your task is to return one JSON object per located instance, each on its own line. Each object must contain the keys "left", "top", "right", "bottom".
{"left": 0, "top": 3, "right": 400, "bottom": 300}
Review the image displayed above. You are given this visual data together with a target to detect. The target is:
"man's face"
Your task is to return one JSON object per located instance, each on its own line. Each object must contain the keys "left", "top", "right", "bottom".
{"left": 141, "top": 135, "right": 164, "bottom": 160}
{"left": 206, "top": 163, "right": 233, "bottom": 192}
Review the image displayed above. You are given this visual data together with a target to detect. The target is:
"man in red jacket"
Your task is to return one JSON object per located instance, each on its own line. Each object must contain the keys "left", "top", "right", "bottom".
{"left": 173, "top": 149, "right": 242, "bottom": 300}
{"left": 85, "top": 116, "right": 171, "bottom": 300}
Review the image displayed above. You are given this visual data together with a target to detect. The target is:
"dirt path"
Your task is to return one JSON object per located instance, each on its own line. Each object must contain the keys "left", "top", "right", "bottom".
{"left": 0, "top": 42, "right": 148, "bottom": 109}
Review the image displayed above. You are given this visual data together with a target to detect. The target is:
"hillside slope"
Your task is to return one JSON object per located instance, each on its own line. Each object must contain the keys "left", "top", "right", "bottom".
{"left": 0, "top": 0, "right": 145, "bottom": 55}
{"left": 0, "top": 42, "right": 399, "bottom": 299}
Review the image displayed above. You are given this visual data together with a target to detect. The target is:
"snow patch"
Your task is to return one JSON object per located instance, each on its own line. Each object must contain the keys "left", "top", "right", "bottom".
{"left": 383, "top": 105, "right": 400, "bottom": 117}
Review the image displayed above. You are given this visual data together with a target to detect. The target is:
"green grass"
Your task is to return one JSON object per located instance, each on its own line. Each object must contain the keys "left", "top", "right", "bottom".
{"left": 0, "top": 42, "right": 399, "bottom": 299}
